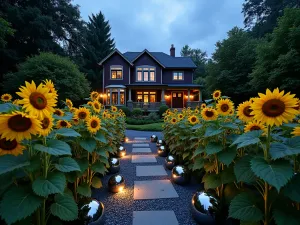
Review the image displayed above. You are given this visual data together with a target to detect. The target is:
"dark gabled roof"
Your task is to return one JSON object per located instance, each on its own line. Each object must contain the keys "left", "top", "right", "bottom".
{"left": 98, "top": 49, "right": 133, "bottom": 66}
{"left": 123, "top": 51, "right": 197, "bottom": 69}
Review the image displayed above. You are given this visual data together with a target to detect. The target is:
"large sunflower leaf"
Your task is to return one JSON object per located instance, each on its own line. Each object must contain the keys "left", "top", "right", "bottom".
{"left": 79, "top": 138, "right": 96, "bottom": 153}
{"left": 55, "top": 157, "right": 81, "bottom": 173}
{"left": 273, "top": 208, "right": 300, "bottom": 225}
{"left": 204, "top": 126, "right": 223, "bottom": 137}
{"left": 52, "top": 112, "right": 73, "bottom": 121}
{"left": 234, "top": 155, "right": 256, "bottom": 183}
{"left": 32, "top": 172, "right": 66, "bottom": 197}
{"left": 0, "top": 186, "right": 43, "bottom": 224}
{"left": 229, "top": 193, "right": 263, "bottom": 222}
{"left": 231, "top": 131, "right": 262, "bottom": 149}
{"left": 0, "top": 154, "right": 29, "bottom": 175}
{"left": 55, "top": 128, "right": 81, "bottom": 137}
{"left": 77, "top": 183, "right": 91, "bottom": 197}
{"left": 91, "top": 162, "right": 107, "bottom": 175}
{"left": 94, "top": 132, "right": 107, "bottom": 143}
{"left": 91, "top": 176, "right": 102, "bottom": 189}
{"left": 34, "top": 140, "right": 71, "bottom": 156}
{"left": 75, "top": 158, "right": 89, "bottom": 174}
{"left": 283, "top": 173, "right": 300, "bottom": 202}
{"left": 203, "top": 173, "right": 222, "bottom": 189}
{"left": 50, "top": 193, "right": 78, "bottom": 221}
{"left": 250, "top": 157, "right": 293, "bottom": 192}
{"left": 193, "top": 158, "right": 205, "bottom": 171}
{"left": 192, "top": 146, "right": 205, "bottom": 158}
{"left": 205, "top": 142, "right": 223, "bottom": 155}
{"left": 217, "top": 146, "right": 236, "bottom": 166}
{"left": 0, "top": 103, "right": 20, "bottom": 113}
{"left": 270, "top": 137, "right": 300, "bottom": 160}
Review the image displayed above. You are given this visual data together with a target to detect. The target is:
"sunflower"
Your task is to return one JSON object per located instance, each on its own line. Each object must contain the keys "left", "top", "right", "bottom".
{"left": 90, "top": 91, "right": 99, "bottom": 101}
{"left": 13, "top": 99, "right": 21, "bottom": 106}
{"left": 170, "top": 117, "right": 177, "bottom": 124}
{"left": 86, "top": 116, "right": 101, "bottom": 134}
{"left": 195, "top": 109, "right": 199, "bottom": 114}
{"left": 66, "top": 99, "right": 73, "bottom": 108}
{"left": 178, "top": 113, "right": 184, "bottom": 120}
{"left": 0, "top": 111, "right": 42, "bottom": 141}
{"left": 74, "top": 107, "right": 90, "bottom": 121}
{"left": 291, "top": 127, "right": 300, "bottom": 137}
{"left": 39, "top": 116, "right": 54, "bottom": 136}
{"left": 93, "top": 101, "right": 101, "bottom": 113}
{"left": 54, "top": 108, "right": 64, "bottom": 117}
{"left": 174, "top": 109, "right": 178, "bottom": 113}
{"left": 111, "top": 114, "right": 116, "bottom": 119}
{"left": 251, "top": 88, "right": 298, "bottom": 126}
{"left": 0, "top": 138, "right": 25, "bottom": 156}
{"left": 87, "top": 101, "right": 93, "bottom": 106}
{"left": 236, "top": 101, "right": 254, "bottom": 122}
{"left": 201, "top": 107, "right": 218, "bottom": 121}
{"left": 201, "top": 103, "right": 206, "bottom": 109}
{"left": 188, "top": 115, "right": 199, "bottom": 125}
{"left": 69, "top": 107, "right": 77, "bottom": 113}
{"left": 106, "top": 113, "right": 111, "bottom": 119}
{"left": 1, "top": 94, "right": 12, "bottom": 102}
{"left": 244, "top": 121, "right": 266, "bottom": 133}
{"left": 216, "top": 99, "right": 234, "bottom": 116}
{"left": 293, "top": 98, "right": 300, "bottom": 114}
{"left": 43, "top": 79, "right": 58, "bottom": 99}
{"left": 16, "top": 81, "right": 57, "bottom": 119}
{"left": 212, "top": 90, "right": 221, "bottom": 100}
{"left": 72, "top": 118, "right": 79, "bottom": 125}
{"left": 56, "top": 120, "right": 72, "bottom": 129}
{"left": 111, "top": 106, "right": 117, "bottom": 112}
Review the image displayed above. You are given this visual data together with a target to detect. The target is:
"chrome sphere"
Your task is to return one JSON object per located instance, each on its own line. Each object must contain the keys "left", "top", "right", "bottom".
{"left": 78, "top": 199, "right": 105, "bottom": 225}
{"left": 116, "top": 145, "right": 126, "bottom": 158}
{"left": 157, "top": 145, "right": 168, "bottom": 157}
{"left": 156, "top": 139, "right": 165, "bottom": 147}
{"left": 108, "top": 158, "right": 120, "bottom": 174}
{"left": 108, "top": 174, "right": 125, "bottom": 193}
{"left": 150, "top": 135, "right": 158, "bottom": 142}
{"left": 191, "top": 191, "right": 216, "bottom": 224}
{"left": 165, "top": 154, "right": 176, "bottom": 170}
{"left": 171, "top": 165, "right": 190, "bottom": 185}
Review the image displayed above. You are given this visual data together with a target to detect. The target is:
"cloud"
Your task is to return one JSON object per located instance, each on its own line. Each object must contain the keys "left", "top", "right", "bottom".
{"left": 73, "top": 0, "right": 244, "bottom": 56}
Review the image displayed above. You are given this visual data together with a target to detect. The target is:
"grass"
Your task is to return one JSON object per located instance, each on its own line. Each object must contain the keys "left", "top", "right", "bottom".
{"left": 126, "top": 122, "right": 164, "bottom": 131}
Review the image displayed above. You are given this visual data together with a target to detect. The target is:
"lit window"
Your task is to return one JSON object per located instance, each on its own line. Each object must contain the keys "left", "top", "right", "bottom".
{"left": 144, "top": 71, "right": 149, "bottom": 81}
{"left": 111, "top": 66, "right": 123, "bottom": 79}
{"left": 137, "top": 72, "right": 142, "bottom": 81}
{"left": 136, "top": 66, "right": 155, "bottom": 82}
{"left": 173, "top": 72, "right": 184, "bottom": 80}
{"left": 136, "top": 91, "right": 156, "bottom": 102}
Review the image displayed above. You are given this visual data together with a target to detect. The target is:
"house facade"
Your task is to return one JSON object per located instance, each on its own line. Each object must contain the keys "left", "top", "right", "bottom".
{"left": 99, "top": 45, "right": 202, "bottom": 110}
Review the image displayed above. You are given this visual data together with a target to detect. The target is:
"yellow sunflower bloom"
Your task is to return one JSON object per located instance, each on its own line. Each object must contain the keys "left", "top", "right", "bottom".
{"left": 90, "top": 91, "right": 99, "bottom": 101}
{"left": 201, "top": 107, "right": 218, "bottom": 121}
{"left": 56, "top": 120, "right": 72, "bottom": 129}
{"left": 170, "top": 117, "right": 177, "bottom": 124}
{"left": 293, "top": 98, "right": 300, "bottom": 114}
{"left": 13, "top": 99, "right": 21, "bottom": 106}
{"left": 244, "top": 121, "right": 266, "bottom": 133}
{"left": 87, "top": 101, "right": 93, "bottom": 106}
{"left": 292, "top": 127, "right": 300, "bottom": 137}
{"left": 178, "top": 113, "right": 184, "bottom": 120}
{"left": 93, "top": 101, "right": 101, "bottom": 113}
{"left": 111, "top": 106, "right": 117, "bottom": 112}
{"left": 212, "top": 90, "right": 221, "bottom": 100}
{"left": 188, "top": 115, "right": 199, "bottom": 125}
{"left": 86, "top": 116, "right": 101, "bottom": 134}
{"left": 74, "top": 107, "right": 90, "bottom": 121}
{"left": 0, "top": 138, "right": 25, "bottom": 156}
{"left": 111, "top": 114, "right": 116, "bottom": 119}
{"left": 39, "top": 116, "right": 54, "bottom": 136}
{"left": 66, "top": 99, "right": 73, "bottom": 108}
{"left": 43, "top": 79, "right": 58, "bottom": 99}
{"left": 237, "top": 101, "right": 254, "bottom": 122}
{"left": 72, "top": 118, "right": 79, "bottom": 125}
{"left": 54, "top": 109, "right": 64, "bottom": 117}
{"left": 0, "top": 111, "right": 42, "bottom": 141}
{"left": 1, "top": 94, "right": 12, "bottom": 102}
{"left": 16, "top": 81, "right": 57, "bottom": 119}
{"left": 216, "top": 99, "right": 234, "bottom": 116}
{"left": 195, "top": 109, "right": 199, "bottom": 114}
{"left": 201, "top": 103, "right": 206, "bottom": 109}
{"left": 69, "top": 107, "right": 77, "bottom": 113}
{"left": 251, "top": 88, "right": 298, "bottom": 126}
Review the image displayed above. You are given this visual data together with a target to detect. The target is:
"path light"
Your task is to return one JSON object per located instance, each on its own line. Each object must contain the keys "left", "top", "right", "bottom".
{"left": 108, "top": 158, "right": 120, "bottom": 174}
{"left": 156, "top": 139, "right": 165, "bottom": 147}
{"left": 171, "top": 165, "right": 190, "bottom": 185}
{"left": 150, "top": 135, "right": 158, "bottom": 142}
{"left": 165, "top": 154, "right": 176, "bottom": 170}
{"left": 117, "top": 146, "right": 126, "bottom": 158}
{"left": 125, "top": 137, "right": 129, "bottom": 142}
{"left": 157, "top": 145, "right": 168, "bottom": 157}
{"left": 191, "top": 191, "right": 216, "bottom": 224}
{"left": 108, "top": 175, "right": 125, "bottom": 193}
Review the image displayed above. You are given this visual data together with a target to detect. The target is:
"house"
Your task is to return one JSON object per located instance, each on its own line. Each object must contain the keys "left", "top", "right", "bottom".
{"left": 98, "top": 45, "right": 202, "bottom": 110}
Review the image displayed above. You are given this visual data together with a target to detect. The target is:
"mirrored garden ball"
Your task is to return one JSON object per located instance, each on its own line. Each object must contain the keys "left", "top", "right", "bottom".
{"left": 171, "top": 165, "right": 190, "bottom": 185}
{"left": 108, "top": 174, "right": 125, "bottom": 193}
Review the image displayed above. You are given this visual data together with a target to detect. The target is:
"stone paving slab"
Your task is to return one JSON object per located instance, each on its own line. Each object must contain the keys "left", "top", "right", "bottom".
{"left": 132, "top": 148, "right": 152, "bottom": 153}
{"left": 136, "top": 165, "right": 167, "bottom": 176}
{"left": 132, "top": 155, "right": 157, "bottom": 163}
{"left": 134, "top": 180, "right": 179, "bottom": 200}
{"left": 133, "top": 211, "right": 179, "bottom": 225}
{"left": 132, "top": 143, "right": 149, "bottom": 147}
{"left": 134, "top": 137, "right": 147, "bottom": 140}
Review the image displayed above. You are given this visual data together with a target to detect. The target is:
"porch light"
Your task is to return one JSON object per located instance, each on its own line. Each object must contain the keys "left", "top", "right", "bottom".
{"left": 99, "top": 94, "right": 103, "bottom": 98}
{"left": 190, "top": 95, "right": 194, "bottom": 99}
{"left": 165, "top": 95, "right": 170, "bottom": 99}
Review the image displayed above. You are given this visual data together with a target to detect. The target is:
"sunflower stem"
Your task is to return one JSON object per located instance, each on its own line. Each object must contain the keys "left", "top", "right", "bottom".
{"left": 41, "top": 137, "right": 48, "bottom": 225}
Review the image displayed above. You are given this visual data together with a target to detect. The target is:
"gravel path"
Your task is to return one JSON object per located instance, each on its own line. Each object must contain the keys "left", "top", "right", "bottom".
{"left": 93, "top": 130, "right": 200, "bottom": 225}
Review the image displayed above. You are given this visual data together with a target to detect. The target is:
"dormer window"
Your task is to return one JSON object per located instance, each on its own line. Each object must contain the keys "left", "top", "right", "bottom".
{"left": 173, "top": 71, "right": 184, "bottom": 80}
{"left": 110, "top": 66, "right": 123, "bottom": 80}
{"left": 136, "top": 66, "right": 155, "bottom": 82}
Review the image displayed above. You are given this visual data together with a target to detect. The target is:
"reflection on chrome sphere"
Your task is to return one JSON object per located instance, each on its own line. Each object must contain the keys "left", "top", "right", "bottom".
{"left": 108, "top": 174, "right": 125, "bottom": 193}
{"left": 156, "top": 139, "right": 165, "bottom": 147}
{"left": 108, "top": 158, "right": 120, "bottom": 174}
{"left": 171, "top": 165, "right": 190, "bottom": 185}
{"left": 191, "top": 191, "right": 216, "bottom": 225}
{"left": 158, "top": 145, "right": 168, "bottom": 157}
{"left": 150, "top": 135, "right": 158, "bottom": 142}
{"left": 78, "top": 199, "right": 105, "bottom": 225}
{"left": 165, "top": 154, "right": 176, "bottom": 170}
{"left": 116, "top": 146, "right": 126, "bottom": 158}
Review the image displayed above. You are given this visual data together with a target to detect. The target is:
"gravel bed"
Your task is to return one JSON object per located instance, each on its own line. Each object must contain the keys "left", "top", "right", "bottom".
{"left": 93, "top": 130, "right": 201, "bottom": 225}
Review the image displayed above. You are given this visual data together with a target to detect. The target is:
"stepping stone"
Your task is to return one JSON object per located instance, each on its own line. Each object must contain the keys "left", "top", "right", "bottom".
{"left": 134, "top": 137, "right": 147, "bottom": 140}
{"left": 133, "top": 211, "right": 179, "bottom": 225}
{"left": 132, "top": 143, "right": 149, "bottom": 147}
{"left": 134, "top": 180, "right": 179, "bottom": 200}
{"left": 132, "top": 155, "right": 157, "bottom": 163}
{"left": 132, "top": 148, "right": 151, "bottom": 153}
{"left": 136, "top": 165, "right": 167, "bottom": 176}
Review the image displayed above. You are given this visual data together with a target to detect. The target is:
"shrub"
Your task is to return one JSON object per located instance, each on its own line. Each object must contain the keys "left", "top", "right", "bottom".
{"left": 126, "top": 117, "right": 157, "bottom": 125}
{"left": 120, "top": 106, "right": 131, "bottom": 117}
{"left": 158, "top": 105, "right": 169, "bottom": 117}
{"left": 132, "top": 108, "right": 143, "bottom": 117}
{"left": 147, "top": 112, "right": 159, "bottom": 121}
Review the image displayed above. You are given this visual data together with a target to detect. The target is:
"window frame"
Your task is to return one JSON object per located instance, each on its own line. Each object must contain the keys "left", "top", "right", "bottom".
{"left": 172, "top": 71, "right": 184, "bottom": 81}
{"left": 136, "top": 66, "right": 156, "bottom": 82}
{"left": 110, "top": 65, "right": 123, "bottom": 80}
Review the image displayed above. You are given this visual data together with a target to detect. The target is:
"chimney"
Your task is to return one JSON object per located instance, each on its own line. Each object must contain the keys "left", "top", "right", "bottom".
{"left": 170, "top": 44, "right": 175, "bottom": 57}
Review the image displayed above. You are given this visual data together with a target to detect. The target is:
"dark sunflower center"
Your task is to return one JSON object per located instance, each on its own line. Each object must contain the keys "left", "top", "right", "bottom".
{"left": 191, "top": 117, "right": 197, "bottom": 122}
{"left": 0, "top": 138, "right": 18, "bottom": 151}
{"left": 29, "top": 92, "right": 47, "bottom": 110}
{"left": 4, "top": 96, "right": 9, "bottom": 100}
{"left": 250, "top": 126, "right": 261, "bottom": 131}
{"left": 60, "top": 121, "right": 68, "bottom": 127}
{"left": 205, "top": 110, "right": 214, "bottom": 117}
{"left": 91, "top": 120, "right": 98, "bottom": 128}
{"left": 221, "top": 104, "right": 229, "bottom": 112}
{"left": 214, "top": 92, "right": 219, "bottom": 98}
{"left": 54, "top": 110, "right": 62, "bottom": 116}
{"left": 243, "top": 106, "right": 254, "bottom": 117}
{"left": 94, "top": 104, "right": 100, "bottom": 109}
{"left": 42, "top": 118, "right": 50, "bottom": 129}
{"left": 262, "top": 99, "right": 285, "bottom": 117}
{"left": 8, "top": 115, "right": 32, "bottom": 132}
{"left": 78, "top": 112, "right": 87, "bottom": 119}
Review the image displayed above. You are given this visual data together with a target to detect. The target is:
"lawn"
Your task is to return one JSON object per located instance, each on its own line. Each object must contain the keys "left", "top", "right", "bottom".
{"left": 126, "top": 122, "right": 164, "bottom": 131}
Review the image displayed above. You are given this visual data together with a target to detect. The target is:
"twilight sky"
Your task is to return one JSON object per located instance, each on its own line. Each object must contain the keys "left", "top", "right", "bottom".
{"left": 72, "top": 0, "right": 245, "bottom": 57}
